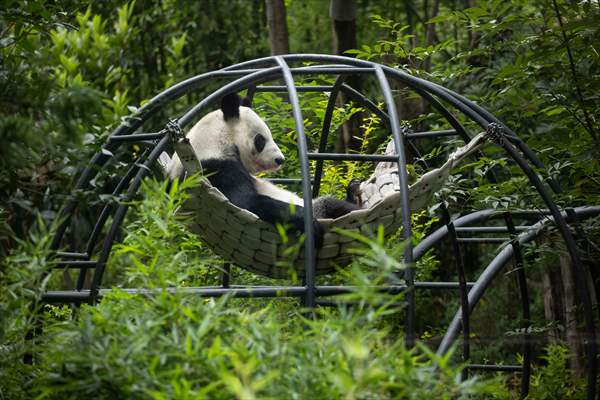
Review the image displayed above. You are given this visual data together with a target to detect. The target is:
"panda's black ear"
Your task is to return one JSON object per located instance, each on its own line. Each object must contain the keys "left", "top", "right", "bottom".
{"left": 221, "top": 93, "right": 241, "bottom": 120}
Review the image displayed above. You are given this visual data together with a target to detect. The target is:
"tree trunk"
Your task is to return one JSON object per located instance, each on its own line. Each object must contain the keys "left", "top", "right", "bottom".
{"left": 265, "top": 0, "right": 289, "bottom": 55}
{"left": 330, "top": 0, "right": 362, "bottom": 153}
{"left": 422, "top": 0, "right": 440, "bottom": 71}
{"left": 541, "top": 264, "right": 565, "bottom": 343}
{"left": 330, "top": 0, "right": 357, "bottom": 57}
{"left": 560, "top": 255, "right": 585, "bottom": 377}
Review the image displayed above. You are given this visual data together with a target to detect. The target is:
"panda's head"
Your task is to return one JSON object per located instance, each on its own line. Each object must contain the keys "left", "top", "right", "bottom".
{"left": 221, "top": 94, "right": 285, "bottom": 174}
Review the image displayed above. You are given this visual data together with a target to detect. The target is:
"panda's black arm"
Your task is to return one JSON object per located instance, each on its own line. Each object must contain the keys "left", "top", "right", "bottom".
{"left": 200, "top": 158, "right": 323, "bottom": 246}
{"left": 247, "top": 195, "right": 323, "bottom": 247}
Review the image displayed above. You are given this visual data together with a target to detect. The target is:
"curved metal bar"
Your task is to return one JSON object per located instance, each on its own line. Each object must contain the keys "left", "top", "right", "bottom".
{"left": 73, "top": 156, "right": 148, "bottom": 290}
{"left": 432, "top": 85, "right": 558, "bottom": 189}
{"left": 274, "top": 56, "right": 317, "bottom": 307}
{"left": 414, "top": 209, "right": 498, "bottom": 260}
{"left": 250, "top": 55, "right": 543, "bottom": 173}
{"left": 374, "top": 65, "right": 416, "bottom": 346}
{"left": 496, "top": 135, "right": 596, "bottom": 399}
{"left": 313, "top": 75, "right": 347, "bottom": 197}
{"left": 340, "top": 84, "right": 390, "bottom": 129}
{"left": 90, "top": 136, "right": 171, "bottom": 300}
{"left": 178, "top": 66, "right": 282, "bottom": 128}
{"left": 83, "top": 153, "right": 148, "bottom": 257}
{"left": 292, "top": 54, "right": 597, "bottom": 388}
{"left": 51, "top": 68, "right": 272, "bottom": 251}
{"left": 411, "top": 88, "right": 471, "bottom": 144}
{"left": 437, "top": 206, "right": 600, "bottom": 354}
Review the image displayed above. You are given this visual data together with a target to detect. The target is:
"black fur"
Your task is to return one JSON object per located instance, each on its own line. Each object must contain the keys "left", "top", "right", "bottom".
{"left": 313, "top": 196, "right": 361, "bottom": 219}
{"left": 221, "top": 93, "right": 241, "bottom": 120}
{"left": 200, "top": 151, "right": 324, "bottom": 247}
{"left": 254, "top": 134, "right": 266, "bottom": 153}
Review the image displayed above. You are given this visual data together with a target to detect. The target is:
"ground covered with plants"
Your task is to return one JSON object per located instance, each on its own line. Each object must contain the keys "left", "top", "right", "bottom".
{"left": 1, "top": 0, "right": 599, "bottom": 398}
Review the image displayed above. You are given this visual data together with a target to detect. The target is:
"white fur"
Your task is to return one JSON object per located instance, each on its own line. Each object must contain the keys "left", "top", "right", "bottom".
{"left": 167, "top": 106, "right": 285, "bottom": 179}
{"left": 252, "top": 176, "right": 303, "bottom": 206}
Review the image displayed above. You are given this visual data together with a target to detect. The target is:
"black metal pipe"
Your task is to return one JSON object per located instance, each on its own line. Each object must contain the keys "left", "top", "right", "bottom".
{"left": 495, "top": 132, "right": 596, "bottom": 399}
{"left": 455, "top": 226, "right": 529, "bottom": 233}
{"left": 90, "top": 136, "right": 171, "bottom": 300}
{"left": 54, "top": 260, "right": 98, "bottom": 269}
{"left": 504, "top": 213, "right": 531, "bottom": 398}
{"left": 456, "top": 237, "right": 511, "bottom": 243}
{"left": 55, "top": 252, "right": 88, "bottom": 259}
{"left": 339, "top": 84, "right": 390, "bottom": 129}
{"left": 84, "top": 163, "right": 142, "bottom": 256}
{"left": 41, "top": 284, "right": 412, "bottom": 303}
{"left": 468, "top": 364, "right": 523, "bottom": 372}
{"left": 313, "top": 75, "right": 346, "bottom": 197}
{"left": 221, "top": 263, "right": 231, "bottom": 288}
{"left": 437, "top": 206, "right": 600, "bottom": 357}
{"left": 108, "top": 132, "right": 166, "bottom": 142}
{"left": 374, "top": 65, "right": 415, "bottom": 347}
{"left": 448, "top": 222, "right": 470, "bottom": 380}
{"left": 275, "top": 56, "right": 318, "bottom": 308}
{"left": 405, "top": 129, "right": 457, "bottom": 139}
{"left": 255, "top": 85, "right": 333, "bottom": 92}
{"left": 308, "top": 153, "right": 398, "bottom": 162}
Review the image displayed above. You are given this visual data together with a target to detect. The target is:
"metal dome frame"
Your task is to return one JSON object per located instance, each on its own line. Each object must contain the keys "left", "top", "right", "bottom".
{"left": 43, "top": 54, "right": 598, "bottom": 399}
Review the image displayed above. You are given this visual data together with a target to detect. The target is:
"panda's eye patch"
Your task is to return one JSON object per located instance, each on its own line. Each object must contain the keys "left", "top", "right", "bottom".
{"left": 254, "top": 134, "right": 266, "bottom": 153}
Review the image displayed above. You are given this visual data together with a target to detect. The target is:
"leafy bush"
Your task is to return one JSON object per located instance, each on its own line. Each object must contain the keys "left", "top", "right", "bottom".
{"left": 33, "top": 291, "right": 509, "bottom": 400}
{"left": 1, "top": 177, "right": 509, "bottom": 399}
{"left": 528, "top": 344, "right": 585, "bottom": 400}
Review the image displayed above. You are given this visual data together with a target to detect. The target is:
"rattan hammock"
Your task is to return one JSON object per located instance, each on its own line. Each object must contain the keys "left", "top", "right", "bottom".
{"left": 170, "top": 131, "right": 490, "bottom": 278}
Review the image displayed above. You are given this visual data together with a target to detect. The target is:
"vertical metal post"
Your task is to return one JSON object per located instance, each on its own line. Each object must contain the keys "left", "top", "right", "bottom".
{"left": 504, "top": 212, "right": 531, "bottom": 398}
{"left": 489, "top": 125, "right": 596, "bottom": 399}
{"left": 275, "top": 56, "right": 317, "bottom": 308}
{"left": 313, "top": 76, "right": 346, "bottom": 197}
{"left": 221, "top": 263, "right": 231, "bottom": 288}
{"left": 447, "top": 221, "right": 470, "bottom": 380}
{"left": 374, "top": 66, "right": 415, "bottom": 346}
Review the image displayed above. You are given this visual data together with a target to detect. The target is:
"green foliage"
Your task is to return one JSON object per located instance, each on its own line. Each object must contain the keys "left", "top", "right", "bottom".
{"left": 28, "top": 197, "right": 506, "bottom": 399}
{"left": 32, "top": 290, "right": 506, "bottom": 400}
{"left": 2, "top": 1, "right": 599, "bottom": 398}
{"left": 0, "top": 218, "right": 55, "bottom": 399}
{"left": 0, "top": 178, "right": 510, "bottom": 399}
{"left": 109, "top": 175, "right": 220, "bottom": 288}
{"left": 528, "top": 344, "right": 585, "bottom": 399}
{"left": 354, "top": 0, "right": 600, "bottom": 211}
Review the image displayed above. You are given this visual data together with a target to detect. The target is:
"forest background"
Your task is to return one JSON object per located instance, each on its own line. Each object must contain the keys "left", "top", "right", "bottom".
{"left": 1, "top": 0, "right": 599, "bottom": 398}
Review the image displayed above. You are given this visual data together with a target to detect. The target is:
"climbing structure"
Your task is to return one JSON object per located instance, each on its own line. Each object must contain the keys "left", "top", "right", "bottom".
{"left": 44, "top": 55, "right": 598, "bottom": 399}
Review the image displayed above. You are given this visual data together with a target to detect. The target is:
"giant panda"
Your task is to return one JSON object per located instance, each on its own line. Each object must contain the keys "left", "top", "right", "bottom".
{"left": 167, "top": 93, "right": 361, "bottom": 247}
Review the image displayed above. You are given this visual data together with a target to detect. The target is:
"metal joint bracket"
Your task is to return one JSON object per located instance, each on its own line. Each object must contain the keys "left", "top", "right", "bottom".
{"left": 166, "top": 119, "right": 184, "bottom": 143}
{"left": 485, "top": 122, "right": 506, "bottom": 145}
